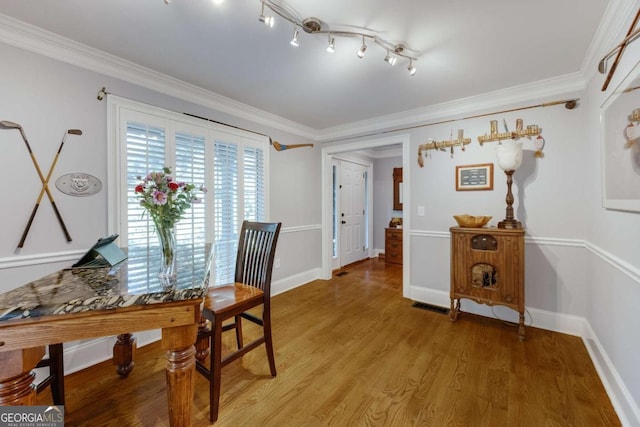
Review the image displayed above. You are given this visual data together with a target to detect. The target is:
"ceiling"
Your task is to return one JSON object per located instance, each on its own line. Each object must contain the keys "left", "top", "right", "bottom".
{"left": 0, "top": 0, "right": 609, "bottom": 131}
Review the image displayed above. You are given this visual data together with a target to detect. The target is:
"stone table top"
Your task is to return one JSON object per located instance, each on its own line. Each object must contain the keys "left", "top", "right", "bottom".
{"left": 0, "top": 245, "right": 212, "bottom": 322}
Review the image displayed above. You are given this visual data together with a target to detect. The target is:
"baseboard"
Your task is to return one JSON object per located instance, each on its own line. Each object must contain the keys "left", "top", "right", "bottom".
{"left": 582, "top": 323, "right": 640, "bottom": 427}
{"left": 271, "top": 267, "right": 322, "bottom": 297}
{"left": 409, "top": 284, "right": 639, "bottom": 427}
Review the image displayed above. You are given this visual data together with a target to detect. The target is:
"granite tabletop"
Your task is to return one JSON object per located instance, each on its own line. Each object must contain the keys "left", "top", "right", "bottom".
{"left": 0, "top": 245, "right": 213, "bottom": 323}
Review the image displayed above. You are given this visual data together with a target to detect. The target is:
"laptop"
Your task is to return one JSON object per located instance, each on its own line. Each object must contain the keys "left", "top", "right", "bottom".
{"left": 72, "top": 234, "right": 127, "bottom": 268}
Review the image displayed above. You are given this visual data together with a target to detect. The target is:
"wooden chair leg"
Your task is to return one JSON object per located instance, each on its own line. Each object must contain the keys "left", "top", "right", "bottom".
{"left": 209, "top": 319, "right": 223, "bottom": 423}
{"left": 49, "top": 343, "right": 65, "bottom": 406}
{"left": 234, "top": 315, "right": 243, "bottom": 349}
{"left": 263, "top": 312, "right": 277, "bottom": 377}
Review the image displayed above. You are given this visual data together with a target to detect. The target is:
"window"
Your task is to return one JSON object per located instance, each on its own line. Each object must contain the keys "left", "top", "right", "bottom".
{"left": 108, "top": 97, "right": 269, "bottom": 286}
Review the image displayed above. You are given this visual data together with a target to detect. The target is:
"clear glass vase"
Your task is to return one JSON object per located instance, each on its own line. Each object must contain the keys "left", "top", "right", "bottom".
{"left": 153, "top": 219, "right": 177, "bottom": 286}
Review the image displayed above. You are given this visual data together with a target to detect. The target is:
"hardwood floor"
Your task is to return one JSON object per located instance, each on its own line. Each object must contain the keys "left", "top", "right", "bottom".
{"left": 37, "top": 258, "right": 620, "bottom": 426}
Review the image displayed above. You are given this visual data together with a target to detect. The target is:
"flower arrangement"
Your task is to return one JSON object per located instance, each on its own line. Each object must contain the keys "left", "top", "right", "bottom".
{"left": 134, "top": 166, "right": 205, "bottom": 230}
{"left": 134, "top": 166, "right": 206, "bottom": 283}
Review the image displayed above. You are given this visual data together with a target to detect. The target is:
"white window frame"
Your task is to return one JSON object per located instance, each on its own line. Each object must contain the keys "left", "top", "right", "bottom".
{"left": 106, "top": 95, "right": 270, "bottom": 253}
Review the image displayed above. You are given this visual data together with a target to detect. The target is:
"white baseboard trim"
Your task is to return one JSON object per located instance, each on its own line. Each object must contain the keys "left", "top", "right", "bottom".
{"left": 582, "top": 323, "right": 640, "bottom": 427}
{"left": 272, "top": 267, "right": 322, "bottom": 297}
{"left": 409, "top": 284, "right": 639, "bottom": 427}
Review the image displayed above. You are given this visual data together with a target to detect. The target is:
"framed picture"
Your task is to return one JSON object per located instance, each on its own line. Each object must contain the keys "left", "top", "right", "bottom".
{"left": 455, "top": 163, "right": 494, "bottom": 191}
{"left": 601, "top": 59, "right": 640, "bottom": 212}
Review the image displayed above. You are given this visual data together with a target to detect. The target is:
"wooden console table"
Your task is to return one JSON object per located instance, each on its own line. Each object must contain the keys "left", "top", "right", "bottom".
{"left": 0, "top": 245, "right": 212, "bottom": 426}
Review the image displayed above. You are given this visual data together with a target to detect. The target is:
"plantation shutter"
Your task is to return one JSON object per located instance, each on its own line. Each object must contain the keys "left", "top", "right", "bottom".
{"left": 243, "top": 146, "right": 265, "bottom": 221}
{"left": 110, "top": 98, "right": 269, "bottom": 289}
{"left": 125, "top": 121, "right": 166, "bottom": 290}
{"left": 213, "top": 140, "right": 239, "bottom": 286}
{"left": 175, "top": 131, "right": 207, "bottom": 281}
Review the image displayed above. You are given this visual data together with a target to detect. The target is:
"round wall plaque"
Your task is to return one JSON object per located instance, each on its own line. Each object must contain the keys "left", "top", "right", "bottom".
{"left": 55, "top": 173, "right": 102, "bottom": 197}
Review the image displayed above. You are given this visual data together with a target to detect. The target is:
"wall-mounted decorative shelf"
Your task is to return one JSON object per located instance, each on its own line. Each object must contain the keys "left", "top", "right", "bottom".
{"left": 418, "top": 129, "right": 471, "bottom": 167}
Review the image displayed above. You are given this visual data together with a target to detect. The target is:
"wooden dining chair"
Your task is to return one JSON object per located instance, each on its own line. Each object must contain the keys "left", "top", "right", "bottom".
{"left": 35, "top": 343, "right": 65, "bottom": 405}
{"left": 195, "top": 220, "right": 281, "bottom": 422}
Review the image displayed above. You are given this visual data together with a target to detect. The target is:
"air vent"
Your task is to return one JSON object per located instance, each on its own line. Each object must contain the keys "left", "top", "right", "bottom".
{"left": 412, "top": 302, "right": 450, "bottom": 315}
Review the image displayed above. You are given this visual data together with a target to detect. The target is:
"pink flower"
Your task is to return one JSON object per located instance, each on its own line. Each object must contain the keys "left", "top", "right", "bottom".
{"left": 152, "top": 190, "right": 167, "bottom": 205}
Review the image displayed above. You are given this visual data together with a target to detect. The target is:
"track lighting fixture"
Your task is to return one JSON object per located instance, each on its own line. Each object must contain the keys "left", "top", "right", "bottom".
{"left": 407, "top": 58, "right": 417, "bottom": 76}
{"left": 247, "top": 0, "right": 421, "bottom": 75}
{"left": 357, "top": 36, "right": 367, "bottom": 58}
{"left": 290, "top": 27, "right": 299, "bottom": 46}
{"left": 326, "top": 34, "right": 335, "bottom": 53}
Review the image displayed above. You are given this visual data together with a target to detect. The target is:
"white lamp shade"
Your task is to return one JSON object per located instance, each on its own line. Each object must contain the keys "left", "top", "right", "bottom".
{"left": 496, "top": 141, "right": 524, "bottom": 171}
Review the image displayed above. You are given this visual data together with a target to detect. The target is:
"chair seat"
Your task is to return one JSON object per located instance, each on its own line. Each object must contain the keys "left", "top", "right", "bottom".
{"left": 203, "top": 283, "right": 264, "bottom": 318}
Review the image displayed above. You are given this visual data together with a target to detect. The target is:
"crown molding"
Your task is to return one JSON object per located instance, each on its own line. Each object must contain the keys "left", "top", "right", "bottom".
{"left": 317, "top": 72, "right": 586, "bottom": 142}
{"left": 0, "top": 13, "right": 318, "bottom": 141}
{"left": 579, "top": 0, "right": 639, "bottom": 85}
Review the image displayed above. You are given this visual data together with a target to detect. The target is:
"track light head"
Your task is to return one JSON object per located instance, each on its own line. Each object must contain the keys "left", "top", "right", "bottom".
{"left": 357, "top": 36, "right": 367, "bottom": 58}
{"left": 327, "top": 35, "right": 335, "bottom": 53}
{"left": 259, "top": 2, "right": 274, "bottom": 27}
{"left": 291, "top": 28, "right": 299, "bottom": 46}
{"left": 384, "top": 50, "right": 397, "bottom": 66}
{"left": 407, "top": 59, "right": 417, "bottom": 76}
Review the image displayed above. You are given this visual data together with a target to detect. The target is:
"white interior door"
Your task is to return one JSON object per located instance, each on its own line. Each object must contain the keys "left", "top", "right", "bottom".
{"left": 339, "top": 160, "right": 367, "bottom": 266}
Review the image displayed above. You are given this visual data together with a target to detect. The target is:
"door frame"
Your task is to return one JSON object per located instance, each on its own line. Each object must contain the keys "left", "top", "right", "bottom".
{"left": 321, "top": 134, "right": 411, "bottom": 298}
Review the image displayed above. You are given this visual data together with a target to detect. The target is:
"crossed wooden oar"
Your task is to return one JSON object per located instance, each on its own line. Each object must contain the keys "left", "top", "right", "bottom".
{"left": 0, "top": 120, "right": 82, "bottom": 248}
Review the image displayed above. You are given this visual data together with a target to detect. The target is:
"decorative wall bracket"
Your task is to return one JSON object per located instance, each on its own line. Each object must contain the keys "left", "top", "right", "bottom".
{"left": 418, "top": 129, "right": 471, "bottom": 167}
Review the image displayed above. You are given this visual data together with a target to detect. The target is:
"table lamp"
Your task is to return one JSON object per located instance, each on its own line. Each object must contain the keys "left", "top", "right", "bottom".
{"left": 496, "top": 141, "right": 523, "bottom": 229}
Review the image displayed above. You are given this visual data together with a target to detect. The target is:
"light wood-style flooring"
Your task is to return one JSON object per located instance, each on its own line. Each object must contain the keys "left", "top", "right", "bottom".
{"left": 37, "top": 258, "right": 620, "bottom": 426}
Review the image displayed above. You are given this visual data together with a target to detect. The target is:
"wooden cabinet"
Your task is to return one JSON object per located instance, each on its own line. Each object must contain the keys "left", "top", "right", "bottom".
{"left": 449, "top": 227, "right": 526, "bottom": 340}
{"left": 385, "top": 228, "right": 403, "bottom": 265}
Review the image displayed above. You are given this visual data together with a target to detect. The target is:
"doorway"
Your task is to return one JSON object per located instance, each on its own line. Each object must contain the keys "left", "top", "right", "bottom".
{"left": 321, "top": 134, "right": 411, "bottom": 298}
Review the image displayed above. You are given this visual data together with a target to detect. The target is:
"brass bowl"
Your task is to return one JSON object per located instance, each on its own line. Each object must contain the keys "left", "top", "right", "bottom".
{"left": 453, "top": 214, "right": 492, "bottom": 228}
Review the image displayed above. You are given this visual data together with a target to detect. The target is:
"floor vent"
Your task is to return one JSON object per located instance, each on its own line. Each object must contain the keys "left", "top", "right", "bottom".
{"left": 412, "top": 302, "right": 450, "bottom": 315}
{"left": 335, "top": 271, "right": 348, "bottom": 277}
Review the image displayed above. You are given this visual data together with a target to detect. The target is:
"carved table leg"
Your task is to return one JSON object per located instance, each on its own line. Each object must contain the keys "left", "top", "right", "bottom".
{"left": 113, "top": 333, "right": 136, "bottom": 378}
{"left": 162, "top": 324, "right": 197, "bottom": 427}
{"left": 0, "top": 347, "right": 45, "bottom": 405}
